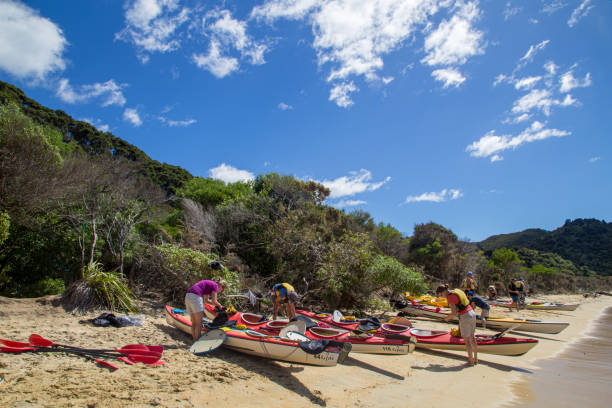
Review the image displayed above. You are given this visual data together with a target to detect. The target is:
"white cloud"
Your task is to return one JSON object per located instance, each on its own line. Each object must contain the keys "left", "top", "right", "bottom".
{"left": 466, "top": 121, "right": 570, "bottom": 161}
{"left": 588, "top": 156, "right": 600, "bottom": 163}
{"left": 431, "top": 67, "right": 466, "bottom": 88}
{"left": 511, "top": 88, "right": 566, "bottom": 116}
{"left": 123, "top": 108, "right": 143, "bottom": 127}
{"left": 319, "top": 169, "right": 390, "bottom": 199}
{"left": 251, "top": 0, "right": 320, "bottom": 22}
{"left": 518, "top": 40, "right": 549, "bottom": 68}
{"left": 278, "top": 102, "right": 293, "bottom": 110}
{"left": 503, "top": 113, "right": 531, "bottom": 124}
{"left": 405, "top": 188, "right": 463, "bottom": 203}
{"left": 329, "top": 81, "right": 358, "bottom": 108}
{"left": 333, "top": 199, "right": 367, "bottom": 208}
{"left": 503, "top": 2, "right": 522, "bottom": 20}
{"left": 514, "top": 76, "right": 541, "bottom": 90}
{"left": 0, "top": 0, "right": 67, "bottom": 80}
{"left": 541, "top": 1, "right": 568, "bottom": 15}
{"left": 382, "top": 76, "right": 394, "bottom": 85}
{"left": 80, "top": 118, "right": 110, "bottom": 133}
{"left": 559, "top": 69, "right": 592, "bottom": 93}
{"left": 192, "top": 40, "right": 239, "bottom": 78}
{"left": 116, "top": 0, "right": 190, "bottom": 60}
{"left": 57, "top": 79, "right": 127, "bottom": 106}
{"left": 422, "top": 1, "right": 485, "bottom": 67}
{"left": 493, "top": 73, "right": 509, "bottom": 86}
{"left": 568, "top": 0, "right": 594, "bottom": 27}
{"left": 158, "top": 116, "right": 196, "bottom": 127}
{"left": 209, "top": 163, "right": 254, "bottom": 183}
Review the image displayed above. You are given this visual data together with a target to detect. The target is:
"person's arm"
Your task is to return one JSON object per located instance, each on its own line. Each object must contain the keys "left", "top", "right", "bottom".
{"left": 210, "top": 291, "right": 223, "bottom": 309}
{"left": 273, "top": 297, "right": 280, "bottom": 320}
{"left": 444, "top": 303, "right": 457, "bottom": 322}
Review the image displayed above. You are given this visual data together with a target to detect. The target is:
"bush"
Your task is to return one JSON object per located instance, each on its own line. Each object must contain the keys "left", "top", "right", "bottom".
{"left": 368, "top": 255, "right": 428, "bottom": 297}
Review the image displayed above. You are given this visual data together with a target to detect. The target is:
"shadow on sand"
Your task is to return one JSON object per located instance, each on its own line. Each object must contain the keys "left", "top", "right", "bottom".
{"left": 412, "top": 349, "right": 533, "bottom": 374}
{"left": 154, "top": 322, "right": 327, "bottom": 406}
{"left": 342, "top": 356, "right": 405, "bottom": 380}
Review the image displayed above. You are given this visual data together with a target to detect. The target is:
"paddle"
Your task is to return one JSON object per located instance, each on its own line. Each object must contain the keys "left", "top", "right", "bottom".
{"left": 0, "top": 345, "right": 120, "bottom": 371}
{"left": 190, "top": 329, "right": 227, "bottom": 356}
{"left": 27, "top": 334, "right": 162, "bottom": 358}
{"left": 493, "top": 324, "right": 522, "bottom": 339}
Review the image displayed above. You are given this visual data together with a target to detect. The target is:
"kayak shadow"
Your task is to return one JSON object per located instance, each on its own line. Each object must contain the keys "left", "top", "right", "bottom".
{"left": 153, "top": 323, "right": 327, "bottom": 406}
{"left": 414, "top": 349, "right": 533, "bottom": 373}
{"left": 342, "top": 356, "right": 405, "bottom": 380}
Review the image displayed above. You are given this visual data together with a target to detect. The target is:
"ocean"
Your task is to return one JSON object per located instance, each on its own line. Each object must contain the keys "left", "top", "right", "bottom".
{"left": 505, "top": 306, "right": 612, "bottom": 408}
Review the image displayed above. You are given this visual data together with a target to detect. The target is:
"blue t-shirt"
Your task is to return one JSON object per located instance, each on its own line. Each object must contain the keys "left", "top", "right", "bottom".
{"left": 470, "top": 295, "right": 490, "bottom": 310}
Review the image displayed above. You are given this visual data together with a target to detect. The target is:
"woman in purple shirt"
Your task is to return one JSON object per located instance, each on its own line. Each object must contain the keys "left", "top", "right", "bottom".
{"left": 185, "top": 279, "right": 226, "bottom": 340}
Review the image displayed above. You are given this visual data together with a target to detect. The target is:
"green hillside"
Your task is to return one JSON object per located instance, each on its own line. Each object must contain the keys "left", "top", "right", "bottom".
{"left": 0, "top": 80, "right": 192, "bottom": 194}
{"left": 479, "top": 219, "right": 612, "bottom": 276}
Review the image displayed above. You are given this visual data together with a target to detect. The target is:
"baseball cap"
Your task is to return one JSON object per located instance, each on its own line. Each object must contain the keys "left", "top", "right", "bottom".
{"left": 467, "top": 271, "right": 473, "bottom": 275}
{"left": 466, "top": 290, "right": 474, "bottom": 296}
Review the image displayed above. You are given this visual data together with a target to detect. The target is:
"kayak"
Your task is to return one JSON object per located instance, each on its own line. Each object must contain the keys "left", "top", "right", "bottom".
{"left": 489, "top": 300, "right": 580, "bottom": 311}
{"left": 204, "top": 305, "right": 415, "bottom": 355}
{"left": 409, "top": 328, "right": 538, "bottom": 356}
{"left": 296, "top": 309, "right": 414, "bottom": 335}
{"left": 164, "top": 306, "right": 344, "bottom": 366}
{"left": 406, "top": 294, "right": 449, "bottom": 307}
{"left": 297, "top": 309, "right": 537, "bottom": 356}
{"left": 395, "top": 303, "right": 569, "bottom": 334}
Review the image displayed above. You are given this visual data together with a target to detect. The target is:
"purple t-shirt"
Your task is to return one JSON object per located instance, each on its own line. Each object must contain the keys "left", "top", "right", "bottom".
{"left": 187, "top": 280, "right": 219, "bottom": 297}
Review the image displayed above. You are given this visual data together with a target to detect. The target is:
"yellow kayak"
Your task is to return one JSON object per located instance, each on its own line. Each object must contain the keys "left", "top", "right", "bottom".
{"left": 405, "top": 293, "right": 449, "bottom": 308}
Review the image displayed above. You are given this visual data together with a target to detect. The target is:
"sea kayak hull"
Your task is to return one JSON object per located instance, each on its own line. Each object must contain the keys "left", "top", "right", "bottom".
{"left": 165, "top": 306, "right": 341, "bottom": 366}
{"left": 490, "top": 300, "right": 580, "bottom": 311}
{"left": 396, "top": 304, "right": 569, "bottom": 334}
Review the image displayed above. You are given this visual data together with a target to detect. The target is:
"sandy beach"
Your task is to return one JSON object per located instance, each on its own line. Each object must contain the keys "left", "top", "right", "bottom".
{"left": 1, "top": 293, "right": 610, "bottom": 408}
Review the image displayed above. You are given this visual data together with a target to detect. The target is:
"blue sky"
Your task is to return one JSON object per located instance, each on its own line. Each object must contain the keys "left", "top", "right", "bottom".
{"left": 1, "top": 0, "right": 610, "bottom": 241}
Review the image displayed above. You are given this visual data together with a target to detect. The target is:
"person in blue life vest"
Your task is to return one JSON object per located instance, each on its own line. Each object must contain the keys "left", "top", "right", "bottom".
{"left": 466, "top": 290, "right": 490, "bottom": 329}
{"left": 271, "top": 283, "right": 299, "bottom": 320}
{"left": 437, "top": 285, "right": 478, "bottom": 366}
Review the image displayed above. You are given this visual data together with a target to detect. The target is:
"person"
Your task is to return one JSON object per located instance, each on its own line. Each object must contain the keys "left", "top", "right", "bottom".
{"left": 467, "top": 290, "right": 490, "bottom": 329}
{"left": 487, "top": 285, "right": 498, "bottom": 300}
{"left": 436, "top": 285, "right": 478, "bottom": 366}
{"left": 517, "top": 277, "right": 528, "bottom": 304}
{"left": 460, "top": 271, "right": 478, "bottom": 292}
{"left": 185, "top": 279, "right": 226, "bottom": 341}
{"left": 271, "top": 282, "right": 299, "bottom": 320}
{"left": 508, "top": 278, "right": 521, "bottom": 312}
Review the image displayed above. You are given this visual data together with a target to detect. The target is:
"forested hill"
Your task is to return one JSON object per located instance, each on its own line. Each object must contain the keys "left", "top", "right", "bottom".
{"left": 479, "top": 219, "right": 612, "bottom": 276}
{"left": 0, "top": 80, "right": 192, "bottom": 194}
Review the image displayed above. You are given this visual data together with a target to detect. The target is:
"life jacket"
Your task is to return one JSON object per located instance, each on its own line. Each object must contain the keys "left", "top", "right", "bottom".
{"left": 273, "top": 283, "right": 295, "bottom": 300}
{"left": 449, "top": 289, "right": 472, "bottom": 315}
{"left": 461, "top": 278, "right": 476, "bottom": 290}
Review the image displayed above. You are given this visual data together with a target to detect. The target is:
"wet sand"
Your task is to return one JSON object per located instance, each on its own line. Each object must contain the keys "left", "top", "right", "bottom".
{"left": 1, "top": 294, "right": 610, "bottom": 407}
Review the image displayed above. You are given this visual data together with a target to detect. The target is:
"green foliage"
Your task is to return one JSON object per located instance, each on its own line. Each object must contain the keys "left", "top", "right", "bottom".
{"left": 529, "top": 264, "right": 558, "bottom": 275}
{"left": 23, "top": 278, "right": 66, "bottom": 297}
{"left": 177, "top": 177, "right": 252, "bottom": 208}
{"left": 368, "top": 255, "right": 428, "bottom": 296}
{"left": 0, "top": 210, "right": 9, "bottom": 246}
{"left": 253, "top": 173, "right": 330, "bottom": 210}
{"left": 514, "top": 247, "right": 581, "bottom": 275}
{"left": 489, "top": 248, "right": 523, "bottom": 269}
{"left": 84, "top": 261, "right": 136, "bottom": 312}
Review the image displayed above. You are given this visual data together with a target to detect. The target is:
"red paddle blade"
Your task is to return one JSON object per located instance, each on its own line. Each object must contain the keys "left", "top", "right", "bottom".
{"left": 125, "top": 353, "right": 161, "bottom": 364}
{"left": 94, "top": 359, "right": 119, "bottom": 371}
{"left": 118, "top": 349, "right": 162, "bottom": 358}
{"left": 117, "top": 356, "right": 135, "bottom": 365}
{"left": 144, "top": 346, "right": 164, "bottom": 353}
{"left": 1, "top": 346, "right": 37, "bottom": 353}
{"left": 28, "top": 334, "right": 54, "bottom": 347}
{"left": 1, "top": 339, "right": 31, "bottom": 348}
{"left": 146, "top": 360, "right": 165, "bottom": 366}
{"left": 121, "top": 344, "right": 164, "bottom": 353}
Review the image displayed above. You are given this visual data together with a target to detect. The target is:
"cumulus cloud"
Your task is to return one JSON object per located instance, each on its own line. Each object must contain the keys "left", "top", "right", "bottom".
{"left": 329, "top": 82, "right": 358, "bottom": 108}
{"left": 192, "top": 9, "right": 269, "bottom": 77}
{"left": 405, "top": 188, "right": 463, "bottom": 203}
{"left": 209, "top": 163, "right": 255, "bottom": 183}
{"left": 318, "top": 169, "right": 390, "bottom": 199}
{"left": 431, "top": 68, "right": 466, "bottom": 88}
{"left": 116, "top": 0, "right": 190, "bottom": 60}
{"left": 559, "top": 69, "right": 592, "bottom": 93}
{"left": 466, "top": 121, "right": 570, "bottom": 161}
{"left": 278, "top": 102, "right": 293, "bottom": 110}
{"left": 57, "top": 79, "right": 127, "bottom": 106}
{"left": 514, "top": 76, "right": 542, "bottom": 90}
{"left": 123, "top": 108, "right": 143, "bottom": 126}
{"left": 0, "top": 0, "right": 67, "bottom": 80}
{"left": 568, "top": 0, "right": 594, "bottom": 27}
{"left": 253, "top": 1, "right": 485, "bottom": 107}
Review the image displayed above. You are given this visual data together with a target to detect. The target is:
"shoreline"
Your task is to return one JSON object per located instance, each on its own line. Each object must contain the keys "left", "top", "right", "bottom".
{"left": 1, "top": 294, "right": 611, "bottom": 407}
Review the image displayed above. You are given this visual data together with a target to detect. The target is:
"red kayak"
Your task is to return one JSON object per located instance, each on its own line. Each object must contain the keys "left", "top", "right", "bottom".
{"left": 204, "top": 305, "right": 415, "bottom": 354}
{"left": 295, "top": 309, "right": 413, "bottom": 336}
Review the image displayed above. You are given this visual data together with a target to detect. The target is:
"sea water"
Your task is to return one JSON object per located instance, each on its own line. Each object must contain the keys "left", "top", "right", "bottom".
{"left": 505, "top": 306, "right": 612, "bottom": 408}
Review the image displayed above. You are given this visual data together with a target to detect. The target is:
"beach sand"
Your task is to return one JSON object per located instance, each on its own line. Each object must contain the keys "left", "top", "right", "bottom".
{"left": 1, "top": 293, "right": 610, "bottom": 407}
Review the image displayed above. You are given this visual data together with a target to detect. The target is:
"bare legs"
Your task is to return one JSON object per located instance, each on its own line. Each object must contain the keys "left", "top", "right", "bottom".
{"left": 190, "top": 311, "right": 204, "bottom": 341}
{"left": 464, "top": 334, "right": 478, "bottom": 365}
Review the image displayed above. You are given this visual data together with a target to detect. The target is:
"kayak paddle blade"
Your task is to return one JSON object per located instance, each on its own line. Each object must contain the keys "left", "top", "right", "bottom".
{"left": 190, "top": 329, "right": 227, "bottom": 356}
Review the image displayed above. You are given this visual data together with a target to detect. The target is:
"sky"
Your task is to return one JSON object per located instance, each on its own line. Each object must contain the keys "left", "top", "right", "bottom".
{"left": 0, "top": 0, "right": 610, "bottom": 241}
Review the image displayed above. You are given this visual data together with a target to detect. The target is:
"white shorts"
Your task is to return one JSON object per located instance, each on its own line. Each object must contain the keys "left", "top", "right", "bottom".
{"left": 185, "top": 293, "right": 204, "bottom": 315}
{"left": 458, "top": 310, "right": 477, "bottom": 338}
